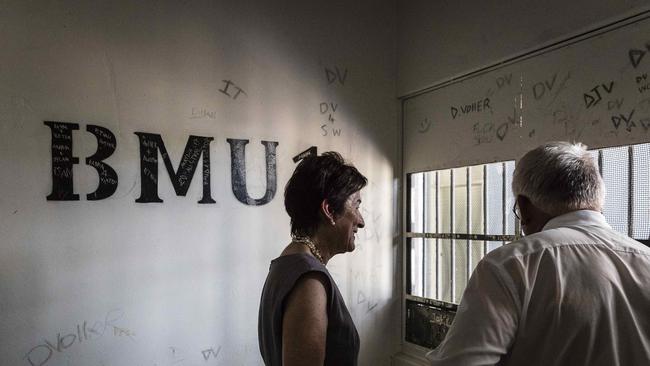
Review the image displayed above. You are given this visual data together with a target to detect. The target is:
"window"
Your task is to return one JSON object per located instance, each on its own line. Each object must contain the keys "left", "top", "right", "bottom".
{"left": 407, "top": 161, "right": 517, "bottom": 303}
{"left": 596, "top": 143, "right": 650, "bottom": 244}
{"left": 404, "top": 142, "right": 650, "bottom": 350}
{"left": 405, "top": 160, "right": 518, "bottom": 348}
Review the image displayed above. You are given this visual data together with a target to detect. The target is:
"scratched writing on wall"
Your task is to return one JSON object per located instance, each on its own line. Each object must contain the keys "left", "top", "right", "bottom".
{"left": 24, "top": 309, "right": 129, "bottom": 366}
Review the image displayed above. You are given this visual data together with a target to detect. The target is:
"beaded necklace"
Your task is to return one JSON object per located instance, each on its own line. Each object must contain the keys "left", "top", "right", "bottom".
{"left": 292, "top": 235, "right": 324, "bottom": 264}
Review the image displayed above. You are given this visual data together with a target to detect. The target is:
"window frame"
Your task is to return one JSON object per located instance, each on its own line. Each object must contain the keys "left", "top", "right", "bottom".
{"left": 402, "top": 142, "right": 650, "bottom": 353}
{"left": 403, "top": 161, "right": 520, "bottom": 350}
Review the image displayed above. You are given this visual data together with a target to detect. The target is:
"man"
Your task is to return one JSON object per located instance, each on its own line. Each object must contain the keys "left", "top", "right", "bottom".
{"left": 427, "top": 141, "right": 650, "bottom": 366}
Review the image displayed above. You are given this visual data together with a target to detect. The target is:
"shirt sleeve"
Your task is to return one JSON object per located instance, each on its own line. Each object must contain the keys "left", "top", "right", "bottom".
{"left": 426, "top": 258, "right": 520, "bottom": 366}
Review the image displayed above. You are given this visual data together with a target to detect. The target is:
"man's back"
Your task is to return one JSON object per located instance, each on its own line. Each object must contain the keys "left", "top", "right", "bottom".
{"left": 427, "top": 210, "right": 650, "bottom": 366}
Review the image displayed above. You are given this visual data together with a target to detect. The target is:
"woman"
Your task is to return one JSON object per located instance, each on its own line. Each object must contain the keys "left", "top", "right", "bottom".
{"left": 258, "top": 152, "right": 367, "bottom": 366}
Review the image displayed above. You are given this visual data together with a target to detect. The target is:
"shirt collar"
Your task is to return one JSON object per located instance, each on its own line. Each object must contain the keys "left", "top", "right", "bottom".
{"left": 542, "top": 209, "right": 611, "bottom": 231}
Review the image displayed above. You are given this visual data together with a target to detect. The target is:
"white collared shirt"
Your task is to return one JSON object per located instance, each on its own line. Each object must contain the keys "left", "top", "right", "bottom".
{"left": 427, "top": 210, "right": 650, "bottom": 366}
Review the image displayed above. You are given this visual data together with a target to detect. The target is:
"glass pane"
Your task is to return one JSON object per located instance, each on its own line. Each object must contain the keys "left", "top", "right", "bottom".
{"left": 423, "top": 238, "right": 438, "bottom": 299}
{"left": 505, "top": 161, "right": 516, "bottom": 235}
{"left": 410, "top": 173, "right": 424, "bottom": 232}
{"left": 453, "top": 239, "right": 467, "bottom": 303}
{"left": 439, "top": 170, "right": 452, "bottom": 233}
{"left": 602, "top": 146, "right": 629, "bottom": 235}
{"left": 470, "top": 240, "right": 483, "bottom": 273}
{"left": 454, "top": 167, "right": 468, "bottom": 234}
{"left": 470, "top": 165, "right": 485, "bottom": 234}
{"left": 410, "top": 238, "right": 424, "bottom": 296}
{"left": 439, "top": 239, "right": 452, "bottom": 303}
{"left": 407, "top": 160, "right": 516, "bottom": 305}
{"left": 424, "top": 171, "right": 437, "bottom": 233}
{"left": 486, "top": 240, "right": 503, "bottom": 254}
{"left": 486, "top": 162, "right": 504, "bottom": 235}
{"left": 633, "top": 144, "right": 650, "bottom": 240}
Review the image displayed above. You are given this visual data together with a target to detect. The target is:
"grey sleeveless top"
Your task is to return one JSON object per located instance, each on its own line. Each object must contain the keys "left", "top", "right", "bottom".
{"left": 258, "top": 253, "right": 359, "bottom": 366}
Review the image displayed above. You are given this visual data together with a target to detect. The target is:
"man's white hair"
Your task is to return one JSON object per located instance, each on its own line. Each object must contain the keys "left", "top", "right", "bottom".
{"left": 512, "top": 141, "right": 605, "bottom": 216}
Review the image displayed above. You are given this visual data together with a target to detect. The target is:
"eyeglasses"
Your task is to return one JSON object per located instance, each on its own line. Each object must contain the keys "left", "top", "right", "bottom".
{"left": 512, "top": 200, "right": 521, "bottom": 221}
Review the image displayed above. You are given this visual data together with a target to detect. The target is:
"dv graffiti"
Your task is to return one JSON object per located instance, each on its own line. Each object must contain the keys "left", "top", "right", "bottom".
{"left": 320, "top": 102, "right": 338, "bottom": 122}
{"left": 319, "top": 102, "right": 342, "bottom": 136}
{"left": 485, "top": 73, "right": 512, "bottom": 97}
{"left": 608, "top": 98, "right": 624, "bottom": 111}
{"left": 201, "top": 346, "right": 222, "bottom": 361}
{"left": 636, "top": 73, "right": 650, "bottom": 94}
{"left": 583, "top": 81, "right": 614, "bottom": 109}
{"left": 324, "top": 66, "right": 348, "bottom": 85}
{"left": 532, "top": 72, "right": 571, "bottom": 103}
{"left": 610, "top": 109, "right": 650, "bottom": 133}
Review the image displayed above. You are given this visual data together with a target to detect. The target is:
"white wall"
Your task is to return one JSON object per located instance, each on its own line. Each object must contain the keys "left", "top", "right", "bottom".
{"left": 397, "top": 0, "right": 650, "bottom": 96}
{"left": 0, "top": 1, "right": 399, "bottom": 365}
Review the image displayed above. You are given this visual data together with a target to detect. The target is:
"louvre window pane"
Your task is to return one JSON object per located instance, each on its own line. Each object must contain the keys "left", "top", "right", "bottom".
{"left": 424, "top": 171, "right": 437, "bottom": 233}
{"left": 486, "top": 240, "right": 503, "bottom": 254}
{"left": 454, "top": 239, "right": 467, "bottom": 302}
{"left": 439, "top": 239, "right": 453, "bottom": 303}
{"left": 601, "top": 146, "right": 629, "bottom": 235}
{"left": 410, "top": 173, "right": 424, "bottom": 233}
{"left": 486, "top": 163, "right": 504, "bottom": 235}
{"left": 470, "top": 240, "right": 483, "bottom": 273}
{"left": 454, "top": 167, "right": 468, "bottom": 234}
{"left": 633, "top": 144, "right": 650, "bottom": 240}
{"left": 470, "top": 165, "right": 485, "bottom": 235}
{"left": 423, "top": 238, "right": 438, "bottom": 299}
{"left": 439, "top": 171, "right": 452, "bottom": 233}
{"left": 505, "top": 161, "right": 516, "bottom": 235}
{"left": 409, "top": 238, "right": 424, "bottom": 297}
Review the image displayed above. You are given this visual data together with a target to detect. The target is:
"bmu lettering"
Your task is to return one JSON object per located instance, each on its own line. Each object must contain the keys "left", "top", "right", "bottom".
{"left": 44, "top": 121, "right": 278, "bottom": 206}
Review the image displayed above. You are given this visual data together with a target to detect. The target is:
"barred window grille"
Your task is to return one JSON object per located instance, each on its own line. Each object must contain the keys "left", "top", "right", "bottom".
{"left": 406, "top": 160, "right": 517, "bottom": 303}
{"left": 405, "top": 142, "right": 650, "bottom": 349}
{"left": 597, "top": 143, "right": 650, "bottom": 242}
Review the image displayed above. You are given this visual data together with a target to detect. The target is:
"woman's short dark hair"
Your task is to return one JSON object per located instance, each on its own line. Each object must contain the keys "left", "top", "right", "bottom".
{"left": 284, "top": 151, "right": 367, "bottom": 237}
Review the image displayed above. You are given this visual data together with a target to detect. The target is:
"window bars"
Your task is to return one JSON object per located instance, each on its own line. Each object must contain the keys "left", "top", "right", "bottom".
{"left": 407, "top": 160, "right": 517, "bottom": 304}
{"left": 406, "top": 142, "right": 650, "bottom": 305}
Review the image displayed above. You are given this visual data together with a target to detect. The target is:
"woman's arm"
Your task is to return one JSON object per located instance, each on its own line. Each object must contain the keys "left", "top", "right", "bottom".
{"left": 282, "top": 272, "right": 329, "bottom": 366}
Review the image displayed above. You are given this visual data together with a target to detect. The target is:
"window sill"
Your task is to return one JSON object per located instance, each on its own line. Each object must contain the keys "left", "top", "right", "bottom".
{"left": 392, "top": 342, "right": 431, "bottom": 366}
{"left": 392, "top": 351, "right": 429, "bottom": 366}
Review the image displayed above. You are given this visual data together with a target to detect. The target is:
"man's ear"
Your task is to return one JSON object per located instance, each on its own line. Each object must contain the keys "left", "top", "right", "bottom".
{"left": 517, "top": 195, "right": 533, "bottom": 225}
{"left": 518, "top": 195, "right": 554, "bottom": 235}
{"left": 320, "top": 199, "right": 336, "bottom": 226}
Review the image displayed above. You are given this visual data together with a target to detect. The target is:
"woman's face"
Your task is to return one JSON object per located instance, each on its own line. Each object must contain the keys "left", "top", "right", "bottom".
{"left": 332, "top": 191, "right": 365, "bottom": 253}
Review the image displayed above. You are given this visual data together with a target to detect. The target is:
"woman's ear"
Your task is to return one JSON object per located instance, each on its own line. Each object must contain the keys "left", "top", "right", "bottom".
{"left": 320, "top": 199, "right": 336, "bottom": 226}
